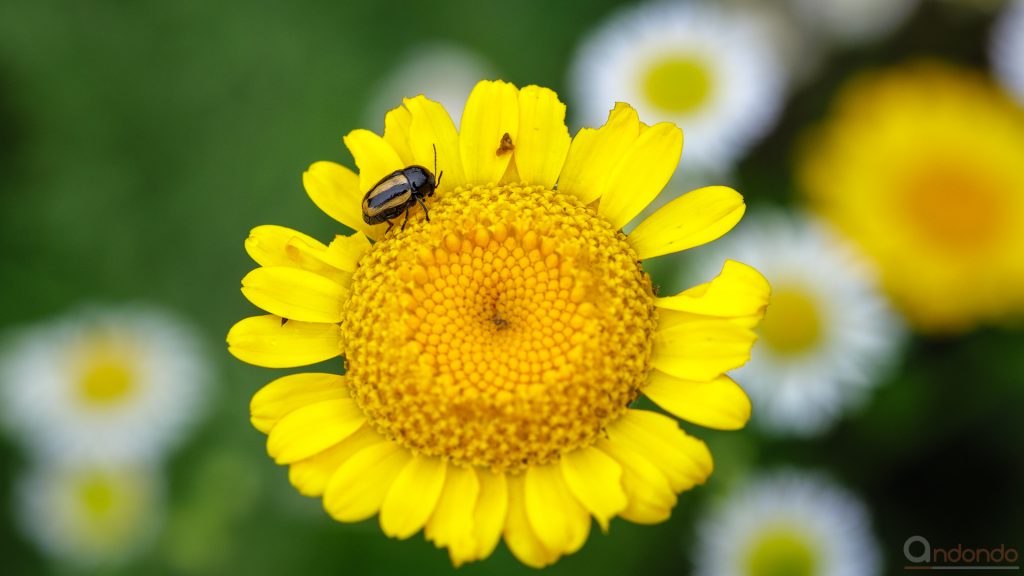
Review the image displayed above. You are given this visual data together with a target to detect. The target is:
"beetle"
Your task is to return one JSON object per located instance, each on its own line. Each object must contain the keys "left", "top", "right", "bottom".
{"left": 362, "top": 145, "right": 443, "bottom": 234}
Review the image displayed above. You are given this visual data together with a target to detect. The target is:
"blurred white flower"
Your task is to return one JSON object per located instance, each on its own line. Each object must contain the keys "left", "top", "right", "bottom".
{"left": 0, "top": 305, "right": 210, "bottom": 463}
{"left": 992, "top": 0, "right": 1024, "bottom": 103}
{"left": 785, "top": 0, "right": 920, "bottom": 46}
{"left": 690, "top": 212, "right": 905, "bottom": 436}
{"left": 694, "top": 470, "right": 881, "bottom": 576}
{"left": 365, "top": 42, "right": 497, "bottom": 128}
{"left": 15, "top": 460, "right": 164, "bottom": 568}
{"left": 569, "top": 1, "right": 787, "bottom": 174}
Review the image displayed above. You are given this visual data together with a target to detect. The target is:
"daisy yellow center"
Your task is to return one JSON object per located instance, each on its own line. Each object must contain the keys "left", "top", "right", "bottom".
{"left": 642, "top": 54, "right": 714, "bottom": 115}
{"left": 78, "top": 473, "right": 117, "bottom": 519}
{"left": 903, "top": 160, "right": 1006, "bottom": 252}
{"left": 343, "top": 184, "right": 657, "bottom": 472}
{"left": 78, "top": 353, "right": 136, "bottom": 405}
{"left": 759, "top": 286, "right": 822, "bottom": 355}
{"left": 746, "top": 530, "right": 819, "bottom": 576}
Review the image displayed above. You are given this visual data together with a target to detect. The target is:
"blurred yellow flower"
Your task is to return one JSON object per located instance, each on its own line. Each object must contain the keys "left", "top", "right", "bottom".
{"left": 227, "top": 80, "right": 769, "bottom": 567}
{"left": 799, "top": 63, "right": 1024, "bottom": 332}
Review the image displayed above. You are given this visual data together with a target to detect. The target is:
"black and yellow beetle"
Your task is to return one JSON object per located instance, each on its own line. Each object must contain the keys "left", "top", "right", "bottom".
{"left": 362, "top": 146, "right": 443, "bottom": 233}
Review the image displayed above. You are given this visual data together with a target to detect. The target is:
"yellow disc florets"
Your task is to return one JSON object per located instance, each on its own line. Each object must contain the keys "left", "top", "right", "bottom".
{"left": 342, "top": 184, "right": 657, "bottom": 472}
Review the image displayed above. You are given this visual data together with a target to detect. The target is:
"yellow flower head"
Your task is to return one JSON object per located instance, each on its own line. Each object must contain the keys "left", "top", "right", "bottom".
{"left": 799, "top": 63, "right": 1024, "bottom": 332}
{"left": 228, "top": 80, "right": 769, "bottom": 567}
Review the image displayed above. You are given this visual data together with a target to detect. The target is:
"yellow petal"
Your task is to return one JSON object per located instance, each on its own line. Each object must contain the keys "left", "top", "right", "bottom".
{"left": 598, "top": 121, "right": 683, "bottom": 230}
{"left": 380, "top": 455, "right": 447, "bottom": 539}
{"left": 504, "top": 474, "right": 559, "bottom": 569}
{"left": 605, "top": 409, "right": 713, "bottom": 492}
{"left": 652, "top": 318, "right": 759, "bottom": 382}
{"left": 643, "top": 371, "right": 751, "bottom": 431}
{"left": 515, "top": 85, "right": 570, "bottom": 188}
{"left": 655, "top": 259, "right": 771, "bottom": 318}
{"left": 596, "top": 438, "right": 677, "bottom": 525}
{"left": 343, "top": 128, "right": 406, "bottom": 194}
{"left": 560, "top": 447, "right": 627, "bottom": 532}
{"left": 558, "top": 103, "right": 641, "bottom": 205}
{"left": 471, "top": 469, "right": 508, "bottom": 562}
{"left": 250, "top": 372, "right": 348, "bottom": 434}
{"left": 323, "top": 440, "right": 411, "bottom": 523}
{"left": 302, "top": 161, "right": 381, "bottom": 238}
{"left": 383, "top": 104, "right": 414, "bottom": 165}
{"left": 524, "top": 463, "right": 591, "bottom": 556}
{"left": 266, "top": 398, "right": 365, "bottom": 464}
{"left": 425, "top": 465, "right": 479, "bottom": 565}
{"left": 227, "top": 315, "right": 341, "bottom": 368}
{"left": 629, "top": 186, "right": 747, "bottom": 258}
{"left": 241, "top": 266, "right": 347, "bottom": 323}
{"left": 460, "top": 80, "right": 519, "bottom": 185}
{"left": 404, "top": 95, "right": 466, "bottom": 189}
{"left": 288, "top": 424, "right": 381, "bottom": 497}
{"left": 244, "top": 225, "right": 352, "bottom": 286}
{"left": 324, "top": 232, "right": 371, "bottom": 273}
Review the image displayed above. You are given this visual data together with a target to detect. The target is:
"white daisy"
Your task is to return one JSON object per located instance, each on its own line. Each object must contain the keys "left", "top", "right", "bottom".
{"left": 365, "top": 41, "right": 496, "bottom": 129}
{"left": 992, "top": 0, "right": 1024, "bottom": 104}
{"left": 15, "top": 460, "right": 164, "bottom": 568}
{"left": 784, "top": 0, "right": 921, "bottom": 46}
{"left": 569, "top": 1, "right": 787, "bottom": 174}
{"left": 0, "top": 304, "right": 209, "bottom": 463}
{"left": 694, "top": 470, "right": 881, "bottom": 576}
{"left": 689, "top": 211, "right": 905, "bottom": 436}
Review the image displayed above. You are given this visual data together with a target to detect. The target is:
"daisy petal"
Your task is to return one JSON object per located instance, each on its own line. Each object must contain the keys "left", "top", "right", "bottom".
{"left": 383, "top": 104, "right": 414, "bottom": 165}
{"left": 460, "top": 80, "right": 519, "bottom": 185}
{"left": 405, "top": 95, "right": 466, "bottom": 188}
{"left": 323, "top": 440, "right": 411, "bottom": 523}
{"left": 343, "top": 128, "right": 406, "bottom": 193}
{"left": 524, "top": 463, "right": 591, "bottom": 556}
{"left": 504, "top": 474, "right": 559, "bottom": 569}
{"left": 598, "top": 121, "right": 683, "bottom": 230}
{"left": 288, "top": 425, "right": 380, "bottom": 497}
{"left": 245, "top": 225, "right": 324, "bottom": 268}
{"left": 515, "top": 85, "right": 571, "bottom": 188}
{"left": 425, "top": 465, "right": 479, "bottom": 565}
{"left": 324, "top": 232, "right": 371, "bottom": 273}
{"left": 250, "top": 372, "right": 347, "bottom": 434}
{"left": 558, "top": 103, "right": 641, "bottom": 205}
{"left": 629, "top": 186, "right": 746, "bottom": 258}
{"left": 605, "top": 409, "right": 713, "bottom": 492}
{"left": 303, "top": 161, "right": 380, "bottom": 238}
{"left": 227, "top": 315, "right": 340, "bottom": 368}
{"left": 380, "top": 456, "right": 447, "bottom": 539}
{"left": 643, "top": 371, "right": 751, "bottom": 430}
{"left": 471, "top": 469, "right": 508, "bottom": 562}
{"left": 652, "top": 318, "right": 759, "bottom": 381}
{"left": 266, "top": 398, "right": 365, "bottom": 464}
{"left": 560, "top": 446, "right": 627, "bottom": 532}
{"left": 596, "top": 438, "right": 677, "bottom": 525}
{"left": 655, "top": 259, "right": 770, "bottom": 318}
{"left": 241, "top": 266, "right": 346, "bottom": 323}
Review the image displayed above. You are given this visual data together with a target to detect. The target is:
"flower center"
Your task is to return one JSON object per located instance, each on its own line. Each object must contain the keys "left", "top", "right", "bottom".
{"left": 758, "top": 286, "right": 822, "bottom": 356}
{"left": 343, "top": 184, "right": 657, "bottom": 472}
{"left": 78, "top": 473, "right": 118, "bottom": 518}
{"left": 77, "top": 345, "right": 137, "bottom": 405}
{"left": 745, "top": 529, "right": 820, "bottom": 576}
{"left": 902, "top": 160, "right": 1007, "bottom": 253}
{"left": 642, "top": 54, "right": 715, "bottom": 115}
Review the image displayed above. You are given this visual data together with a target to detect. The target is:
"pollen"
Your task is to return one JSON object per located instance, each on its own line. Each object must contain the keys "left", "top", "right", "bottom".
{"left": 342, "top": 184, "right": 657, "bottom": 472}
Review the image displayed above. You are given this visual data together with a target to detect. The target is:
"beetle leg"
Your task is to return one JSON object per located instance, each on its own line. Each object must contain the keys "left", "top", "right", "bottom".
{"left": 400, "top": 207, "right": 411, "bottom": 231}
{"left": 385, "top": 221, "right": 394, "bottom": 235}
{"left": 418, "top": 198, "right": 431, "bottom": 223}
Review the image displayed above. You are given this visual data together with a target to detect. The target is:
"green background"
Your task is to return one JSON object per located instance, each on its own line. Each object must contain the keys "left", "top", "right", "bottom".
{"left": 1, "top": 1, "right": 1021, "bottom": 574}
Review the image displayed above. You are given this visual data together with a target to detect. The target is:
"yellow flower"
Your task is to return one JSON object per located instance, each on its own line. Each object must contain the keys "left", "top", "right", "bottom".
{"left": 799, "top": 63, "right": 1024, "bottom": 332}
{"left": 227, "top": 80, "right": 769, "bottom": 567}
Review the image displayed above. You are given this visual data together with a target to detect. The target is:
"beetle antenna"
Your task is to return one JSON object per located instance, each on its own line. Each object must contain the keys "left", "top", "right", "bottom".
{"left": 432, "top": 144, "right": 438, "bottom": 176}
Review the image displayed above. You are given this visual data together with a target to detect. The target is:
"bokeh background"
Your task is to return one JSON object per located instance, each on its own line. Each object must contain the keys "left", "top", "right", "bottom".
{"left": 1, "top": 0, "right": 1022, "bottom": 574}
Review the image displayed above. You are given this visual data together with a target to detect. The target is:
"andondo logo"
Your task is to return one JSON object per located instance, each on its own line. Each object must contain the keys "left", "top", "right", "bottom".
{"left": 904, "top": 535, "right": 1020, "bottom": 571}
